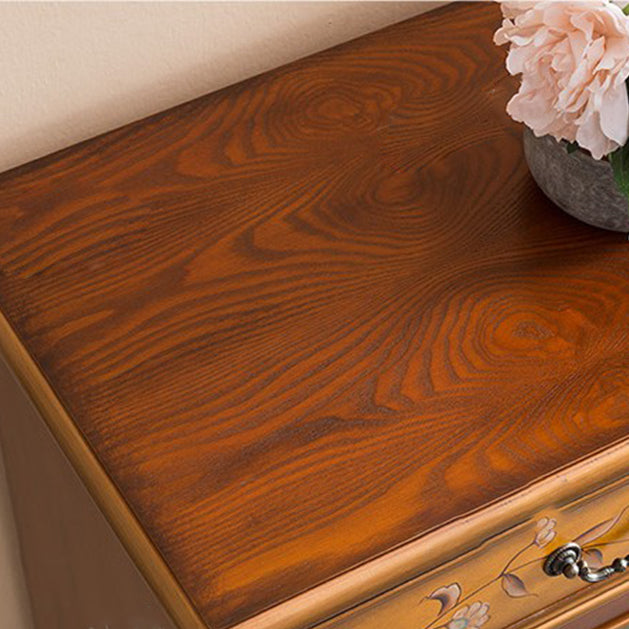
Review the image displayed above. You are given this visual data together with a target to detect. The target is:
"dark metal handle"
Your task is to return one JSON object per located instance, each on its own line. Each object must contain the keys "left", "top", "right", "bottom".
{"left": 544, "top": 543, "right": 629, "bottom": 583}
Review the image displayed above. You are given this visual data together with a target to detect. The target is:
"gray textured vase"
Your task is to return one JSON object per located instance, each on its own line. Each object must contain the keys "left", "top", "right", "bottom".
{"left": 523, "top": 126, "right": 629, "bottom": 232}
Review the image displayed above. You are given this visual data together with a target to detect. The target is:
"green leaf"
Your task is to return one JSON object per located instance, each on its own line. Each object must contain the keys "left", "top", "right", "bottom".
{"left": 623, "top": 3, "right": 629, "bottom": 15}
{"left": 609, "top": 144, "right": 629, "bottom": 208}
{"left": 566, "top": 142, "right": 579, "bottom": 154}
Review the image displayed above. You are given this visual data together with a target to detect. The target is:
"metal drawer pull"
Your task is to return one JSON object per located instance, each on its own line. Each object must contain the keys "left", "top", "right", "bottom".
{"left": 544, "top": 543, "right": 629, "bottom": 583}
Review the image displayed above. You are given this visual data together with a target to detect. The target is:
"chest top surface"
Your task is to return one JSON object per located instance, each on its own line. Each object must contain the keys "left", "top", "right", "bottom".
{"left": 1, "top": 3, "right": 629, "bottom": 628}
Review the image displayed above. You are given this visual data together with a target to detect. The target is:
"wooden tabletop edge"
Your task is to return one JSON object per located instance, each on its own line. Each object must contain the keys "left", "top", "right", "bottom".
{"left": 0, "top": 309, "right": 208, "bottom": 629}
{"left": 3, "top": 289, "right": 629, "bottom": 629}
{"left": 231, "top": 437, "right": 629, "bottom": 629}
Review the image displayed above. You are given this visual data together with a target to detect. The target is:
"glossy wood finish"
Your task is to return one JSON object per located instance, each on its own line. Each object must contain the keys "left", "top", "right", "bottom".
{"left": 320, "top": 467, "right": 629, "bottom": 629}
{"left": 1, "top": 3, "right": 629, "bottom": 628}
{"left": 231, "top": 440, "right": 629, "bottom": 629}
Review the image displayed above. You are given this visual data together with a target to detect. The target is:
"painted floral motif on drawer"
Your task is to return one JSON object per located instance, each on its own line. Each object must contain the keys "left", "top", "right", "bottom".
{"left": 421, "top": 507, "right": 629, "bottom": 629}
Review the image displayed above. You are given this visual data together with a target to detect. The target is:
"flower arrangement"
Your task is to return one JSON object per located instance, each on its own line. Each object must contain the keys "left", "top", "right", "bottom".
{"left": 494, "top": 0, "right": 629, "bottom": 202}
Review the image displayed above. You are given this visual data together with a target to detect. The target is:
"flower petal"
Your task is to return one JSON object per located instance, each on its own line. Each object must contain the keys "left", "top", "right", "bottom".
{"left": 428, "top": 584, "right": 462, "bottom": 616}
{"left": 494, "top": 0, "right": 629, "bottom": 157}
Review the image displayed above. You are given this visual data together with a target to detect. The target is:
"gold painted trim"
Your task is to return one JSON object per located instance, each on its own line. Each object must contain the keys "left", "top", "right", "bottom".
{"left": 3, "top": 299, "right": 629, "bottom": 629}
{"left": 0, "top": 312, "right": 207, "bottom": 629}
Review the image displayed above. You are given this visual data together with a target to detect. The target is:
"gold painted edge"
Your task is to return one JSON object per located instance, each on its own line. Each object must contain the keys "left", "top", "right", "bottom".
{"left": 0, "top": 311, "right": 207, "bottom": 629}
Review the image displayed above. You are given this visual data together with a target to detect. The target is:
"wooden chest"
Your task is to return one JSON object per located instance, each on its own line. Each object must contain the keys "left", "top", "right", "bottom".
{"left": 2, "top": 3, "right": 629, "bottom": 629}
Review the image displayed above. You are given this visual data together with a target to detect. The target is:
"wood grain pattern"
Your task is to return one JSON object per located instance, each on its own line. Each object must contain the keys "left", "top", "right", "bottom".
{"left": 0, "top": 354, "right": 178, "bottom": 629}
{"left": 319, "top": 471, "right": 629, "bottom": 629}
{"left": 230, "top": 438, "right": 629, "bottom": 629}
{"left": 1, "top": 3, "right": 629, "bottom": 627}
{"left": 0, "top": 301, "right": 205, "bottom": 629}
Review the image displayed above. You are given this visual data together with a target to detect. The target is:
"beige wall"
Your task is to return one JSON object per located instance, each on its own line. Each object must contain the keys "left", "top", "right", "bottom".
{"left": 0, "top": 2, "right": 440, "bottom": 174}
{"left": 0, "top": 3, "right": 441, "bottom": 627}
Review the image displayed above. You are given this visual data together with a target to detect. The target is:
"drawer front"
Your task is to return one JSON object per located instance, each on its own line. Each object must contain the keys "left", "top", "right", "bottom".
{"left": 321, "top": 473, "right": 629, "bottom": 629}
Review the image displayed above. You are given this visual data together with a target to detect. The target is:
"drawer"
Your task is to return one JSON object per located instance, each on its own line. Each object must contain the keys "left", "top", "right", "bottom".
{"left": 228, "top": 443, "right": 629, "bottom": 629}
{"left": 314, "top": 450, "right": 629, "bottom": 629}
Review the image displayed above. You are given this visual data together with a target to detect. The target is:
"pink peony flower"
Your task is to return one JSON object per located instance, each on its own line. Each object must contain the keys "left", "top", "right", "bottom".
{"left": 495, "top": 1, "right": 629, "bottom": 159}
{"left": 499, "top": 2, "right": 538, "bottom": 19}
